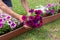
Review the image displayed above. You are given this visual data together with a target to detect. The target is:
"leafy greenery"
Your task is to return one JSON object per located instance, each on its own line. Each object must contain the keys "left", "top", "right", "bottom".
{"left": 0, "top": 24, "right": 12, "bottom": 35}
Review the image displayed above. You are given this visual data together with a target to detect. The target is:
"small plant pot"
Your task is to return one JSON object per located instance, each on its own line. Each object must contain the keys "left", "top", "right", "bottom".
{"left": 0, "top": 13, "right": 60, "bottom": 40}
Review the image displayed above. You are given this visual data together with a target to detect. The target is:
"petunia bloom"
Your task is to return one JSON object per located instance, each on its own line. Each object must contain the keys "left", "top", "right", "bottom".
{"left": 29, "top": 16, "right": 34, "bottom": 20}
{"left": 29, "top": 9, "right": 34, "bottom": 13}
{"left": 10, "top": 22, "right": 16, "bottom": 28}
{"left": 33, "top": 20, "right": 38, "bottom": 25}
{"left": 7, "top": 20, "right": 12, "bottom": 25}
{"left": 6, "top": 15, "right": 11, "bottom": 20}
{"left": 36, "top": 24, "right": 41, "bottom": 28}
{"left": 22, "top": 15, "right": 27, "bottom": 21}
{"left": 46, "top": 10, "right": 50, "bottom": 13}
{"left": 0, "top": 18, "right": 3, "bottom": 23}
{"left": 35, "top": 10, "right": 43, "bottom": 15}
{"left": 3, "top": 18, "right": 6, "bottom": 21}
{"left": 40, "top": 16, "right": 42, "bottom": 21}
{"left": 22, "top": 9, "right": 43, "bottom": 28}
{"left": 50, "top": 9, "right": 55, "bottom": 15}
{"left": 46, "top": 4, "right": 52, "bottom": 8}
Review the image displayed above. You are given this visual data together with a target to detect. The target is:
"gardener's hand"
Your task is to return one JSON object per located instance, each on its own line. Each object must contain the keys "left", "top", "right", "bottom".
{"left": 23, "top": 25, "right": 31, "bottom": 29}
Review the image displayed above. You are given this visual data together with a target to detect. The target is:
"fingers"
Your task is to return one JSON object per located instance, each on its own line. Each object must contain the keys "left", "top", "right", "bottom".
{"left": 27, "top": 13, "right": 31, "bottom": 16}
{"left": 23, "top": 25, "right": 31, "bottom": 29}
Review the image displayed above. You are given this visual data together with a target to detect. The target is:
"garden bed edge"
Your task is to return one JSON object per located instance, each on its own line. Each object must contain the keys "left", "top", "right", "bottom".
{"left": 0, "top": 13, "right": 60, "bottom": 40}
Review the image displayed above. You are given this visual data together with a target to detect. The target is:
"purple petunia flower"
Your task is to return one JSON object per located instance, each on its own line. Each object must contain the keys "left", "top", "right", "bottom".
{"left": 26, "top": 20, "right": 35, "bottom": 27}
{"left": 0, "top": 18, "right": 3, "bottom": 23}
{"left": 40, "top": 16, "right": 42, "bottom": 21}
{"left": 50, "top": 9, "right": 55, "bottom": 15}
{"left": 3, "top": 18, "right": 6, "bottom": 21}
{"left": 35, "top": 10, "right": 43, "bottom": 15}
{"left": 7, "top": 20, "right": 12, "bottom": 25}
{"left": 29, "top": 9, "right": 34, "bottom": 13}
{"left": 47, "top": 4, "right": 51, "bottom": 6}
{"left": 36, "top": 24, "right": 41, "bottom": 28}
{"left": 3, "top": 17, "right": 7, "bottom": 22}
{"left": 10, "top": 22, "right": 16, "bottom": 28}
{"left": 37, "top": 22, "right": 43, "bottom": 28}
{"left": 46, "top": 10, "right": 50, "bottom": 13}
{"left": 2, "top": 18, "right": 7, "bottom": 24}
{"left": 46, "top": 4, "right": 52, "bottom": 8}
{"left": 6, "top": 15, "right": 11, "bottom": 20}
{"left": 26, "top": 20, "right": 33, "bottom": 25}
{"left": 29, "top": 16, "right": 34, "bottom": 20}
{"left": 22, "top": 15, "right": 27, "bottom": 21}
{"left": 0, "top": 23, "right": 3, "bottom": 28}
{"left": 35, "top": 15, "right": 41, "bottom": 20}
{"left": 33, "top": 20, "right": 38, "bottom": 24}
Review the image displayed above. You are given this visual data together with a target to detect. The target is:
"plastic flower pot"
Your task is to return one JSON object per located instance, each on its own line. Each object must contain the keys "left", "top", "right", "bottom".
{"left": 0, "top": 13, "right": 60, "bottom": 40}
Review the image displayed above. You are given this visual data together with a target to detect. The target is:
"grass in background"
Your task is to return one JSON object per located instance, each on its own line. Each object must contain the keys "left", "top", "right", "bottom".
{"left": 11, "top": 0, "right": 60, "bottom": 40}
{"left": 12, "top": 0, "right": 60, "bottom": 15}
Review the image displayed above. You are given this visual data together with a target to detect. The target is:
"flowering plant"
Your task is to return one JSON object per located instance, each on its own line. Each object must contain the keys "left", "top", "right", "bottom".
{"left": 22, "top": 9, "right": 43, "bottom": 28}
{"left": 0, "top": 13, "right": 20, "bottom": 35}
{"left": 34, "top": 2, "right": 60, "bottom": 17}
{"left": 45, "top": 2, "right": 60, "bottom": 16}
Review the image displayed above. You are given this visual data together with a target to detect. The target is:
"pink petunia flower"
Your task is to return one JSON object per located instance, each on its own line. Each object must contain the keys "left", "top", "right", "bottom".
{"left": 6, "top": 15, "right": 11, "bottom": 20}
{"left": 10, "top": 22, "right": 16, "bottom": 28}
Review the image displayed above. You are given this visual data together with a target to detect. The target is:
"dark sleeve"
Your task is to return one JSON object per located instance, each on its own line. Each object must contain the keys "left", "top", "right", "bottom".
{"left": 2, "top": 0, "right": 12, "bottom": 7}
